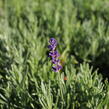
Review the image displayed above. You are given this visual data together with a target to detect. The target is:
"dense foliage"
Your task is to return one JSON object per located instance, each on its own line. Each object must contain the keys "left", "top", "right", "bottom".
{"left": 0, "top": 0, "right": 109, "bottom": 108}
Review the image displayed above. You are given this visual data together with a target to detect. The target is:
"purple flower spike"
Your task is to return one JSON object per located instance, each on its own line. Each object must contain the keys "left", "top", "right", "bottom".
{"left": 48, "top": 38, "right": 62, "bottom": 72}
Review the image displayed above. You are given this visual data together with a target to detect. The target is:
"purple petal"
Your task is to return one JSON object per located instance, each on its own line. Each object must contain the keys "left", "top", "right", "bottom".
{"left": 52, "top": 66, "right": 58, "bottom": 72}
{"left": 52, "top": 58, "right": 60, "bottom": 64}
{"left": 54, "top": 51, "right": 60, "bottom": 57}
{"left": 48, "top": 45, "right": 56, "bottom": 51}
{"left": 49, "top": 51, "right": 60, "bottom": 58}
{"left": 57, "top": 64, "right": 62, "bottom": 70}
{"left": 52, "top": 64, "right": 62, "bottom": 72}
{"left": 49, "top": 38, "right": 57, "bottom": 46}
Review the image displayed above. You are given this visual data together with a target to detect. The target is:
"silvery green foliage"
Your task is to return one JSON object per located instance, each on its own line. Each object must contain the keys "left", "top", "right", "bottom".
{"left": 38, "top": 63, "right": 108, "bottom": 109}
{"left": 0, "top": 0, "right": 109, "bottom": 108}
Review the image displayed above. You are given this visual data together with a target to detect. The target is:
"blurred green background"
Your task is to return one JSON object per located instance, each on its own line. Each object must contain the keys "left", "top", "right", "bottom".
{"left": 0, "top": 0, "right": 109, "bottom": 108}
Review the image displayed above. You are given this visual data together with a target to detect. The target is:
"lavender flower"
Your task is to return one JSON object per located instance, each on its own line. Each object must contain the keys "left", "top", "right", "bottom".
{"left": 48, "top": 45, "right": 56, "bottom": 51}
{"left": 52, "top": 64, "right": 62, "bottom": 72}
{"left": 48, "top": 38, "right": 57, "bottom": 50}
{"left": 52, "top": 58, "right": 60, "bottom": 64}
{"left": 49, "top": 38, "right": 57, "bottom": 46}
{"left": 49, "top": 51, "right": 60, "bottom": 58}
{"left": 48, "top": 38, "right": 62, "bottom": 72}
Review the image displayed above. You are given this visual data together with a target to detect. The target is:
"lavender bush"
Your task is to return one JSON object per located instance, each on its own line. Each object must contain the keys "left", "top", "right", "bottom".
{"left": 0, "top": 0, "right": 109, "bottom": 109}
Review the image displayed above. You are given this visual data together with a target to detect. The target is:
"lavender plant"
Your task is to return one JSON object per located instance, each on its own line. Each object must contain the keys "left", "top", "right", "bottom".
{"left": 0, "top": 0, "right": 109, "bottom": 109}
